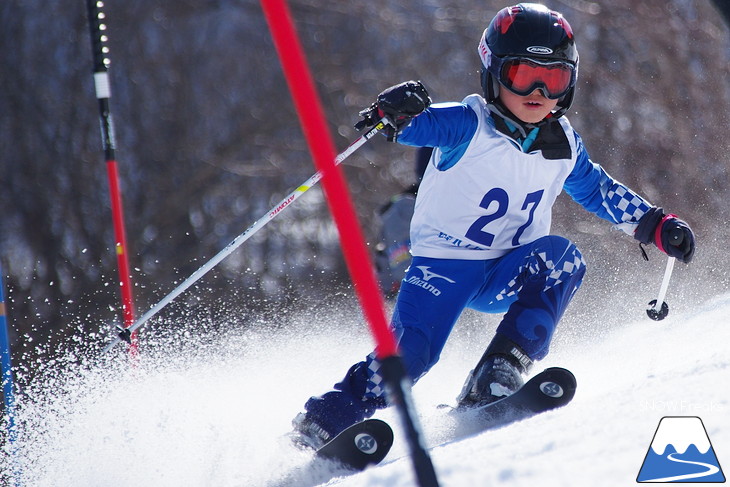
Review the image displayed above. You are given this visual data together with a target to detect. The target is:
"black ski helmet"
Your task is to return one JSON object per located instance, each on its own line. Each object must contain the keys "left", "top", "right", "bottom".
{"left": 478, "top": 3, "right": 578, "bottom": 119}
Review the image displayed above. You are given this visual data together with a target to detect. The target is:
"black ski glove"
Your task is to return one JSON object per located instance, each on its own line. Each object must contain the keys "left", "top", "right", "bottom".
{"left": 355, "top": 80, "right": 431, "bottom": 142}
{"left": 634, "top": 207, "right": 695, "bottom": 263}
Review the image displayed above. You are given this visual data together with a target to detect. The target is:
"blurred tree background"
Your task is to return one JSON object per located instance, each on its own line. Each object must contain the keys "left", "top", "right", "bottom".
{"left": 0, "top": 0, "right": 728, "bottom": 366}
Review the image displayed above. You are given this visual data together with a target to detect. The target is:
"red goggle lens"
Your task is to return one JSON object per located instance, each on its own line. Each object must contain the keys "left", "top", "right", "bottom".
{"left": 500, "top": 59, "right": 574, "bottom": 99}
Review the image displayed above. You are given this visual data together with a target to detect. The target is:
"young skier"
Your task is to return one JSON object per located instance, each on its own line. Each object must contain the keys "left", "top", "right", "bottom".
{"left": 293, "top": 3, "right": 695, "bottom": 448}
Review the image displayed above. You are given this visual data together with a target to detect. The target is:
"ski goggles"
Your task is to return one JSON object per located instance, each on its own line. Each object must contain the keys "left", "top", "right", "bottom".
{"left": 491, "top": 57, "right": 576, "bottom": 99}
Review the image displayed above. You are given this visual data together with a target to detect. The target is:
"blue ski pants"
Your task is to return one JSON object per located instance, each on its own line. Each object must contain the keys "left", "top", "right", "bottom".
{"left": 303, "top": 235, "right": 586, "bottom": 436}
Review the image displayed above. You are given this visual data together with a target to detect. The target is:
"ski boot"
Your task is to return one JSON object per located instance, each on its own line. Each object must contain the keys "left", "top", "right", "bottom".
{"left": 456, "top": 333, "right": 533, "bottom": 409}
{"left": 291, "top": 412, "right": 333, "bottom": 450}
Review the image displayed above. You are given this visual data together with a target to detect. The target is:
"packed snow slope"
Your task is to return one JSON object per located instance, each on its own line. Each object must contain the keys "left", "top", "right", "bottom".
{"left": 2, "top": 290, "right": 728, "bottom": 487}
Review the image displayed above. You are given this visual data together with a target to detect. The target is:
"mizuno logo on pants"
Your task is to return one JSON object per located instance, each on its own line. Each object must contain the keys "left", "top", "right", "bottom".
{"left": 405, "top": 266, "right": 455, "bottom": 296}
{"left": 415, "top": 266, "right": 456, "bottom": 283}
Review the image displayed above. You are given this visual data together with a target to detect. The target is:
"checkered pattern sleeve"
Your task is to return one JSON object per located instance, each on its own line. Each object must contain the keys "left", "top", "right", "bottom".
{"left": 564, "top": 132, "right": 653, "bottom": 236}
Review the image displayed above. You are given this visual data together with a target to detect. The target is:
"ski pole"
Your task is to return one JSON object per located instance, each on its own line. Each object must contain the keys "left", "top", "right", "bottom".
{"left": 646, "top": 228, "right": 683, "bottom": 321}
{"left": 86, "top": 0, "right": 138, "bottom": 353}
{"left": 646, "top": 257, "right": 675, "bottom": 320}
{"left": 102, "top": 119, "right": 387, "bottom": 353}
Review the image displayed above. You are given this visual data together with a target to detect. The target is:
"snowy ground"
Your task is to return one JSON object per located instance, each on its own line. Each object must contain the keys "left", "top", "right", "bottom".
{"left": 1, "top": 289, "right": 728, "bottom": 487}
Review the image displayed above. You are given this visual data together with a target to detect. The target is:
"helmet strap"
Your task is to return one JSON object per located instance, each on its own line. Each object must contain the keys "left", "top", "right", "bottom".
{"left": 486, "top": 89, "right": 574, "bottom": 134}
{"left": 482, "top": 70, "right": 530, "bottom": 136}
{"left": 488, "top": 100, "right": 530, "bottom": 138}
{"left": 552, "top": 87, "right": 575, "bottom": 119}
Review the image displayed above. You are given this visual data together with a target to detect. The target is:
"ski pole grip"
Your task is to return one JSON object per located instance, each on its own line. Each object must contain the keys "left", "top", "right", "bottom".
{"left": 668, "top": 227, "right": 684, "bottom": 246}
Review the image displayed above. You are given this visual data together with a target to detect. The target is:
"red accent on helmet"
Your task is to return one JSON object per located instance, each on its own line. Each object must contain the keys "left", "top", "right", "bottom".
{"left": 553, "top": 13, "right": 574, "bottom": 40}
{"left": 494, "top": 6, "right": 521, "bottom": 34}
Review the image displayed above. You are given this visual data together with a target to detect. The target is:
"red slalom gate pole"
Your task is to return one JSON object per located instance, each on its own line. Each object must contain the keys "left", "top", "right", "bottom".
{"left": 260, "top": 1, "right": 439, "bottom": 485}
{"left": 86, "top": 0, "right": 137, "bottom": 355}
